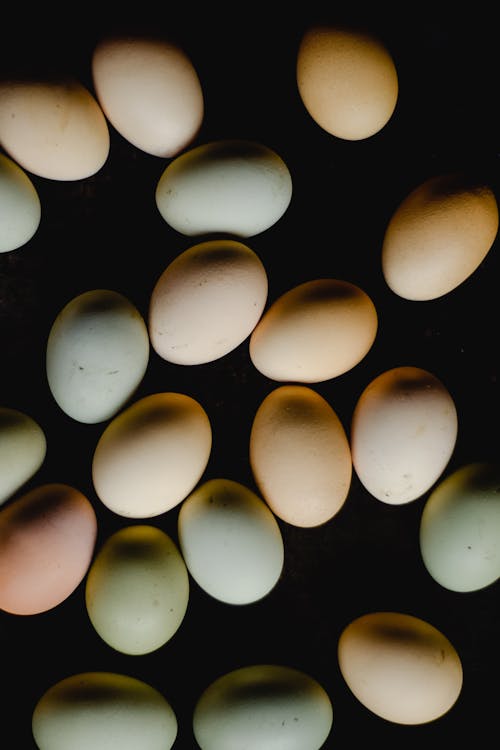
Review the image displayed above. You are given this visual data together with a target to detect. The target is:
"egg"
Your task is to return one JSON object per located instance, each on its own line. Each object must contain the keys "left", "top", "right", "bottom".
{"left": 296, "top": 26, "right": 398, "bottom": 140}
{"left": 32, "top": 671, "right": 177, "bottom": 750}
{"left": 250, "top": 385, "right": 352, "bottom": 527}
{"left": 149, "top": 239, "right": 268, "bottom": 365}
{"left": 0, "top": 152, "right": 41, "bottom": 253}
{"left": 177, "top": 478, "right": 284, "bottom": 604}
{"left": 0, "top": 483, "right": 97, "bottom": 615}
{"left": 0, "top": 78, "right": 109, "bottom": 180}
{"left": 249, "top": 279, "right": 377, "bottom": 383}
{"left": 381, "top": 173, "right": 499, "bottom": 300}
{"left": 91, "top": 34, "right": 203, "bottom": 158}
{"left": 92, "top": 392, "right": 212, "bottom": 518}
{"left": 0, "top": 406, "right": 46, "bottom": 505}
{"left": 46, "top": 289, "right": 150, "bottom": 424}
{"left": 85, "top": 524, "right": 189, "bottom": 655}
{"left": 193, "top": 664, "right": 333, "bottom": 750}
{"left": 351, "top": 366, "right": 458, "bottom": 505}
{"left": 155, "top": 139, "right": 293, "bottom": 237}
{"left": 419, "top": 462, "right": 500, "bottom": 592}
{"left": 338, "top": 611, "right": 463, "bottom": 724}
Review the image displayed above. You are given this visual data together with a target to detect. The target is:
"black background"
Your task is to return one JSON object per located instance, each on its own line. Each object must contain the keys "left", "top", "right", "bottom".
{"left": 1, "top": 6, "right": 499, "bottom": 748}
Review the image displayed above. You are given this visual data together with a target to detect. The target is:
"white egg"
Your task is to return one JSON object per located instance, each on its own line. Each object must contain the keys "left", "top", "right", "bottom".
{"left": 0, "top": 152, "right": 41, "bottom": 253}
{"left": 0, "top": 407, "right": 46, "bottom": 505}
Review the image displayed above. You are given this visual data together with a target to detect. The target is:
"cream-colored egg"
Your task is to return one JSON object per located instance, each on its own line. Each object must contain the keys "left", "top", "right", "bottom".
{"left": 193, "top": 664, "right": 333, "bottom": 750}
{"left": 32, "top": 671, "right": 177, "bottom": 750}
{"left": 382, "top": 174, "right": 499, "bottom": 300}
{"left": 250, "top": 385, "right": 352, "bottom": 527}
{"left": 46, "top": 289, "right": 150, "bottom": 424}
{"left": 338, "top": 611, "right": 463, "bottom": 724}
{"left": 155, "top": 139, "right": 292, "bottom": 237}
{"left": 296, "top": 26, "right": 398, "bottom": 140}
{"left": 92, "top": 392, "right": 212, "bottom": 518}
{"left": 178, "top": 478, "right": 284, "bottom": 604}
{"left": 0, "top": 406, "right": 46, "bottom": 505}
{"left": 92, "top": 35, "right": 203, "bottom": 158}
{"left": 149, "top": 239, "right": 268, "bottom": 365}
{"left": 0, "top": 79, "right": 109, "bottom": 180}
{"left": 0, "top": 152, "right": 41, "bottom": 253}
{"left": 351, "top": 366, "right": 458, "bottom": 505}
{"left": 249, "top": 279, "right": 377, "bottom": 383}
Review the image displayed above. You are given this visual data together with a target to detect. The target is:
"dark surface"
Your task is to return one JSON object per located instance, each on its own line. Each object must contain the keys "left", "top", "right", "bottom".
{"left": 1, "top": 7, "right": 499, "bottom": 748}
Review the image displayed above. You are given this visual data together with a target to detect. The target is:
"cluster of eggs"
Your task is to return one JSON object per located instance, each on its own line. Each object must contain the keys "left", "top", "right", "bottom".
{"left": 0, "top": 23, "right": 499, "bottom": 750}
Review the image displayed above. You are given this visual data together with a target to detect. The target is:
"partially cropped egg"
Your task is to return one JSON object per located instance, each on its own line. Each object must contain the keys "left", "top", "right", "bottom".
{"left": 0, "top": 406, "right": 46, "bottom": 505}
{"left": 0, "top": 152, "right": 41, "bottom": 253}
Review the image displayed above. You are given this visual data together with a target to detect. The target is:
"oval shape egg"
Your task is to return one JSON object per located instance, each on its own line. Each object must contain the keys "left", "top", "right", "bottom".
{"left": 338, "top": 611, "right": 463, "bottom": 724}
{"left": 155, "top": 139, "right": 292, "bottom": 237}
{"left": 46, "top": 289, "right": 150, "bottom": 424}
{"left": 250, "top": 385, "right": 352, "bottom": 527}
{"left": 351, "top": 366, "right": 458, "bottom": 505}
{"left": 193, "top": 664, "right": 333, "bottom": 750}
{"left": 249, "top": 279, "right": 377, "bottom": 383}
{"left": 382, "top": 173, "right": 499, "bottom": 300}
{"left": 92, "top": 392, "right": 212, "bottom": 518}
{"left": 149, "top": 239, "right": 268, "bottom": 365}
{"left": 0, "top": 152, "right": 41, "bottom": 253}
{"left": 0, "top": 406, "right": 46, "bottom": 505}
{"left": 0, "top": 483, "right": 97, "bottom": 614}
{"left": 32, "top": 671, "right": 177, "bottom": 750}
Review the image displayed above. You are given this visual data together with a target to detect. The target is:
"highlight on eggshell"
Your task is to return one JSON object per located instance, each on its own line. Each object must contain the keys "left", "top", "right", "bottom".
{"left": 0, "top": 151, "right": 41, "bottom": 253}
{"left": 0, "top": 406, "right": 46, "bottom": 506}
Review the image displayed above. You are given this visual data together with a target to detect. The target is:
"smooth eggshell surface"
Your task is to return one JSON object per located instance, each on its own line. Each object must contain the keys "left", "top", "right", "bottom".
{"left": 32, "top": 671, "right": 177, "bottom": 750}
{"left": 351, "top": 366, "right": 458, "bottom": 505}
{"left": 0, "top": 483, "right": 97, "bottom": 614}
{"left": 177, "top": 478, "right": 284, "bottom": 604}
{"left": 338, "top": 611, "right": 463, "bottom": 724}
{"left": 149, "top": 239, "right": 268, "bottom": 365}
{"left": 382, "top": 174, "right": 499, "bottom": 300}
{"left": 250, "top": 385, "right": 352, "bottom": 527}
{"left": 0, "top": 152, "right": 41, "bottom": 253}
{"left": 193, "top": 664, "right": 333, "bottom": 750}
{"left": 92, "top": 35, "right": 203, "bottom": 158}
{"left": 249, "top": 279, "right": 378, "bottom": 383}
{"left": 0, "top": 406, "right": 46, "bottom": 505}
{"left": 92, "top": 392, "right": 212, "bottom": 518}
{"left": 155, "top": 139, "right": 292, "bottom": 237}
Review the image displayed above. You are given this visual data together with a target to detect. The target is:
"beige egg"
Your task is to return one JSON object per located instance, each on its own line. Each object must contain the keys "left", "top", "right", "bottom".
{"left": 92, "top": 392, "right": 212, "bottom": 518}
{"left": 338, "top": 611, "right": 463, "bottom": 724}
{"left": 249, "top": 279, "right": 377, "bottom": 383}
{"left": 296, "top": 26, "right": 398, "bottom": 140}
{"left": 351, "top": 366, "right": 458, "bottom": 505}
{"left": 250, "top": 385, "right": 352, "bottom": 527}
{"left": 382, "top": 173, "right": 499, "bottom": 300}
{"left": 0, "top": 406, "right": 46, "bottom": 506}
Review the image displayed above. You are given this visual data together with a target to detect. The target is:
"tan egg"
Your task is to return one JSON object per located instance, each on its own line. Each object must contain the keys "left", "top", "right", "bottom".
{"left": 92, "top": 392, "right": 212, "bottom": 518}
{"left": 249, "top": 279, "right": 377, "bottom": 383}
{"left": 0, "top": 78, "right": 109, "bottom": 180}
{"left": 250, "top": 385, "right": 352, "bottom": 527}
{"left": 296, "top": 26, "right": 398, "bottom": 140}
{"left": 338, "top": 611, "right": 463, "bottom": 724}
{"left": 382, "top": 173, "right": 499, "bottom": 300}
{"left": 92, "top": 35, "right": 203, "bottom": 158}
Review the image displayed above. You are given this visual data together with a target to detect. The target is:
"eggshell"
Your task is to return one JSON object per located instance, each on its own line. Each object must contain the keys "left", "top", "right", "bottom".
{"left": 32, "top": 671, "right": 177, "bottom": 750}
{"left": 250, "top": 385, "right": 352, "bottom": 527}
{"left": 419, "top": 462, "right": 500, "bottom": 592}
{"left": 0, "top": 483, "right": 97, "bottom": 615}
{"left": 92, "top": 35, "right": 203, "bottom": 158}
{"left": 338, "top": 611, "right": 463, "bottom": 724}
{"left": 85, "top": 525, "right": 189, "bottom": 655}
{"left": 0, "top": 407, "right": 46, "bottom": 505}
{"left": 249, "top": 279, "right": 377, "bottom": 383}
{"left": 178, "top": 478, "right": 284, "bottom": 604}
{"left": 92, "top": 392, "right": 212, "bottom": 518}
{"left": 46, "top": 289, "right": 150, "bottom": 424}
{"left": 0, "top": 78, "right": 110, "bottom": 180}
{"left": 0, "top": 152, "right": 41, "bottom": 253}
{"left": 351, "top": 366, "right": 458, "bottom": 505}
{"left": 193, "top": 664, "right": 333, "bottom": 750}
{"left": 382, "top": 174, "right": 499, "bottom": 300}
{"left": 155, "top": 139, "right": 292, "bottom": 237}
{"left": 296, "top": 26, "right": 398, "bottom": 140}
{"left": 149, "top": 239, "right": 268, "bottom": 365}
